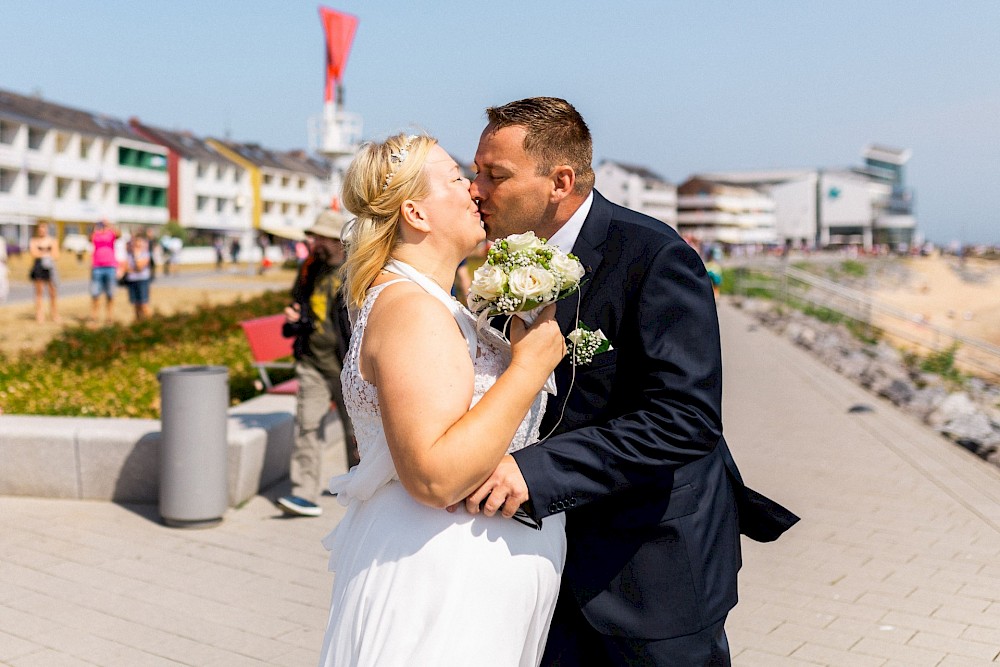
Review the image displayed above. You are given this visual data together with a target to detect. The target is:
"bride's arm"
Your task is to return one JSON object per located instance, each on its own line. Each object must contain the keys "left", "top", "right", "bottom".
{"left": 365, "top": 285, "right": 562, "bottom": 509}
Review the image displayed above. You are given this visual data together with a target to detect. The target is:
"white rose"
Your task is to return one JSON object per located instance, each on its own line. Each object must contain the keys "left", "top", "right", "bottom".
{"left": 469, "top": 264, "right": 506, "bottom": 300}
{"left": 550, "top": 252, "right": 585, "bottom": 289}
{"left": 507, "top": 265, "right": 557, "bottom": 303}
{"left": 567, "top": 328, "right": 586, "bottom": 346}
{"left": 503, "top": 231, "right": 541, "bottom": 253}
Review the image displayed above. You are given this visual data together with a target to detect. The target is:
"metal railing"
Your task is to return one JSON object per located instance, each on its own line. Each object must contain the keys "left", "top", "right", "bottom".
{"left": 731, "top": 261, "right": 1000, "bottom": 380}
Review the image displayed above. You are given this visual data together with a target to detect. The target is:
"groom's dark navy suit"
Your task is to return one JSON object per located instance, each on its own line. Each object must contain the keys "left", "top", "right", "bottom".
{"left": 512, "top": 191, "right": 797, "bottom": 663}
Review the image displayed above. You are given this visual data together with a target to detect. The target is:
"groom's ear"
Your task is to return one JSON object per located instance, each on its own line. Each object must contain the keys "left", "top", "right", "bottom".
{"left": 549, "top": 165, "right": 576, "bottom": 203}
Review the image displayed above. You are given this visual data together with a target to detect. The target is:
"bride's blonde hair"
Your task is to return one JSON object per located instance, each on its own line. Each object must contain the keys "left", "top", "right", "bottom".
{"left": 341, "top": 132, "right": 437, "bottom": 309}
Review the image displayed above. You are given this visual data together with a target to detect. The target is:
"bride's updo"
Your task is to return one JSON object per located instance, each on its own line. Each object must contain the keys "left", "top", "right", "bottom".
{"left": 341, "top": 132, "right": 437, "bottom": 309}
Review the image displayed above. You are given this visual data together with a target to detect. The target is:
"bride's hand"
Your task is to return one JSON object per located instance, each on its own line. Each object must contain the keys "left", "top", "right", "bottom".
{"left": 508, "top": 304, "right": 565, "bottom": 381}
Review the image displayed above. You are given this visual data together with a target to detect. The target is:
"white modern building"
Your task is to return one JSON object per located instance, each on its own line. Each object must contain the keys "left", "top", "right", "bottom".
{"left": 208, "top": 140, "right": 336, "bottom": 242}
{"left": 0, "top": 88, "right": 168, "bottom": 249}
{"left": 675, "top": 178, "right": 778, "bottom": 245}
{"left": 595, "top": 160, "right": 677, "bottom": 227}
{"left": 696, "top": 145, "right": 917, "bottom": 250}
{"left": 130, "top": 121, "right": 252, "bottom": 240}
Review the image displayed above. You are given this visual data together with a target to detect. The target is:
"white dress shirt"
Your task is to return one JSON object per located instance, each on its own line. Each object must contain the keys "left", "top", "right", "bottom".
{"left": 546, "top": 191, "right": 594, "bottom": 254}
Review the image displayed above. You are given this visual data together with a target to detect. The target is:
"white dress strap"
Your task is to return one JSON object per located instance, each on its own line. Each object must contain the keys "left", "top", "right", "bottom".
{"left": 383, "top": 260, "right": 478, "bottom": 361}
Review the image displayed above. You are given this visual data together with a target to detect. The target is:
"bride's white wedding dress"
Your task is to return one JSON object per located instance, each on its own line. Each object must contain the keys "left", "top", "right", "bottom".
{"left": 318, "top": 272, "right": 566, "bottom": 667}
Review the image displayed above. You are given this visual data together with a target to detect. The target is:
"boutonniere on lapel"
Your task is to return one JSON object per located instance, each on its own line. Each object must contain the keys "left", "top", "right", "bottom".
{"left": 567, "top": 323, "right": 613, "bottom": 366}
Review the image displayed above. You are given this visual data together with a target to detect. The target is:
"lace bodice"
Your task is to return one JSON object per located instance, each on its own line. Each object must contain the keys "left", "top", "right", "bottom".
{"left": 331, "top": 280, "right": 546, "bottom": 503}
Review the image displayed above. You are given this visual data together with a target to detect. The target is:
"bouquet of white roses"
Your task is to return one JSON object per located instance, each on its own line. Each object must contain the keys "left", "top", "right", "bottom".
{"left": 468, "top": 231, "right": 585, "bottom": 322}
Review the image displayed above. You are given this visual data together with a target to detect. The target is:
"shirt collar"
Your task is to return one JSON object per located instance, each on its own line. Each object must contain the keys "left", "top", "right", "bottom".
{"left": 546, "top": 191, "right": 594, "bottom": 254}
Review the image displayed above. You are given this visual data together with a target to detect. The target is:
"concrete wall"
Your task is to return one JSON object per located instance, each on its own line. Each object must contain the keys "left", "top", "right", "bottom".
{"left": 0, "top": 394, "right": 297, "bottom": 507}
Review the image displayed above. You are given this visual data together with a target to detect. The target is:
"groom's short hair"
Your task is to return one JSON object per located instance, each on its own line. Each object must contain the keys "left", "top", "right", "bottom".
{"left": 486, "top": 97, "right": 595, "bottom": 194}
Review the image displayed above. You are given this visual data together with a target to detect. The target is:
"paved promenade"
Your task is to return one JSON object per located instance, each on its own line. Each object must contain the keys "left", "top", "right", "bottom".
{"left": 2, "top": 301, "right": 999, "bottom": 665}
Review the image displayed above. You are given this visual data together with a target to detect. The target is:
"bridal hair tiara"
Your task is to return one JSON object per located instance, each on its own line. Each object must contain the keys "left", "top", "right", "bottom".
{"left": 383, "top": 134, "right": 419, "bottom": 191}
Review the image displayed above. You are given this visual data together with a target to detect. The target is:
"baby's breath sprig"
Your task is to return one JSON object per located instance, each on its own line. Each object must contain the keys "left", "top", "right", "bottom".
{"left": 567, "top": 323, "right": 613, "bottom": 366}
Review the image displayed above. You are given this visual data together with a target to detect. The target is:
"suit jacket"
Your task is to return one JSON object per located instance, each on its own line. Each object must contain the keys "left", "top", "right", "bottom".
{"left": 512, "top": 191, "right": 798, "bottom": 641}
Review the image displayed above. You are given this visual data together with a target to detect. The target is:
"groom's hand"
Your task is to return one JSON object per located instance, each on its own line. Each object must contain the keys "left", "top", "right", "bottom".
{"left": 465, "top": 455, "right": 529, "bottom": 519}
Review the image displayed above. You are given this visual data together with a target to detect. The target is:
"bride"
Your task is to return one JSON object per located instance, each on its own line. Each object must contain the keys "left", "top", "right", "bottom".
{"left": 318, "top": 133, "right": 568, "bottom": 666}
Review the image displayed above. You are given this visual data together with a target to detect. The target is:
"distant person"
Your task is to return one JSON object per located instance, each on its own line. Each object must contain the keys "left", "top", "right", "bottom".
{"left": 0, "top": 236, "right": 9, "bottom": 303}
{"left": 28, "top": 221, "right": 60, "bottom": 323}
{"left": 229, "top": 238, "right": 241, "bottom": 265}
{"left": 159, "top": 233, "right": 183, "bottom": 276}
{"left": 276, "top": 210, "right": 356, "bottom": 517}
{"left": 120, "top": 232, "right": 152, "bottom": 321}
{"left": 89, "top": 220, "right": 119, "bottom": 326}
{"left": 214, "top": 237, "right": 225, "bottom": 270}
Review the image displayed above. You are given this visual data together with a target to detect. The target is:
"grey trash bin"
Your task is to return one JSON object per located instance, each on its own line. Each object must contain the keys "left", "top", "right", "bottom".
{"left": 158, "top": 365, "right": 229, "bottom": 528}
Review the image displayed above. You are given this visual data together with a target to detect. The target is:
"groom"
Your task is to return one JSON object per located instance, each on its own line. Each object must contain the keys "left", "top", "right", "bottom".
{"left": 467, "top": 97, "right": 798, "bottom": 665}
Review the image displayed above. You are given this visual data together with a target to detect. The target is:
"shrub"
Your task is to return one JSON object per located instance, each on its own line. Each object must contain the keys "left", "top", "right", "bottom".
{"left": 0, "top": 291, "right": 292, "bottom": 418}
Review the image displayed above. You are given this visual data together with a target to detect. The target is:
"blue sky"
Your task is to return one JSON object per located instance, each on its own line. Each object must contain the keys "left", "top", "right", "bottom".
{"left": 5, "top": 1, "right": 998, "bottom": 244}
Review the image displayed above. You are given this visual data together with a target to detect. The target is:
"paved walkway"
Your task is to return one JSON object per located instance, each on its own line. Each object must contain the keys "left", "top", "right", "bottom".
{"left": 1, "top": 301, "right": 999, "bottom": 666}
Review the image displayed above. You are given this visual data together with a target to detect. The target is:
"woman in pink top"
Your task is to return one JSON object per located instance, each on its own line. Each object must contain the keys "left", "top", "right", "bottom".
{"left": 89, "top": 219, "right": 119, "bottom": 325}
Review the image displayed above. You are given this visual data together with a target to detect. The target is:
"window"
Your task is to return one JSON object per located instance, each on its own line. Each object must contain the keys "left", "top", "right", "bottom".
{"left": 263, "top": 201, "right": 274, "bottom": 214}
{"left": 197, "top": 196, "right": 209, "bottom": 211}
{"left": 298, "top": 204, "right": 307, "bottom": 215}
{"left": 197, "top": 164, "right": 207, "bottom": 178}
{"left": 281, "top": 202, "right": 290, "bottom": 214}
{"left": 120, "top": 183, "right": 167, "bottom": 207}
{"left": 217, "top": 166, "right": 225, "bottom": 181}
{"left": 55, "top": 132, "right": 71, "bottom": 153}
{"left": 281, "top": 176, "right": 290, "bottom": 188}
{"left": 80, "top": 137, "right": 93, "bottom": 159}
{"left": 81, "top": 180, "right": 95, "bottom": 201}
{"left": 0, "top": 120, "right": 17, "bottom": 145}
{"left": 298, "top": 178, "right": 306, "bottom": 189}
{"left": 216, "top": 198, "right": 225, "bottom": 213}
{"left": 262, "top": 174, "right": 273, "bottom": 185}
{"left": 0, "top": 168, "right": 16, "bottom": 193}
{"left": 27, "top": 127, "right": 46, "bottom": 150}
{"left": 118, "top": 146, "right": 168, "bottom": 170}
{"left": 56, "top": 177, "right": 73, "bottom": 199}
{"left": 27, "top": 172, "right": 45, "bottom": 196}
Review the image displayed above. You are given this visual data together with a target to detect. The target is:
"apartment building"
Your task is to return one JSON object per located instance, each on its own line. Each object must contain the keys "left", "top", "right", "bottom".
{"left": 676, "top": 177, "right": 778, "bottom": 245}
{"left": 208, "top": 140, "right": 335, "bottom": 241}
{"left": 595, "top": 160, "right": 677, "bottom": 227}
{"left": 0, "top": 88, "right": 168, "bottom": 248}
{"left": 130, "top": 121, "right": 252, "bottom": 239}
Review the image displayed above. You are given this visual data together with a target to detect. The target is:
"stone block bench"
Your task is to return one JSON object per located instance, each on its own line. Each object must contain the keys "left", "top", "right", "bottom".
{"left": 0, "top": 394, "right": 296, "bottom": 508}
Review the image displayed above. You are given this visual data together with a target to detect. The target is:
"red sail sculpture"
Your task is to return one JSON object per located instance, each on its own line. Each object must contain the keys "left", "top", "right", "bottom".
{"left": 319, "top": 6, "right": 359, "bottom": 104}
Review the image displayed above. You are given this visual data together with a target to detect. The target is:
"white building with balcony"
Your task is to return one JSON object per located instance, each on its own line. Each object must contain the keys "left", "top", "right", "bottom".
{"left": 130, "top": 121, "right": 252, "bottom": 239}
{"left": 697, "top": 145, "right": 917, "bottom": 250}
{"left": 595, "top": 160, "right": 677, "bottom": 227}
{"left": 0, "top": 88, "right": 168, "bottom": 248}
{"left": 208, "top": 140, "right": 335, "bottom": 243}
{"left": 676, "top": 177, "right": 778, "bottom": 246}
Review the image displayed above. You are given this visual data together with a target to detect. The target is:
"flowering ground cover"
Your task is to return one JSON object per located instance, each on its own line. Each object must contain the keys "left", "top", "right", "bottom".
{"left": 0, "top": 290, "right": 290, "bottom": 418}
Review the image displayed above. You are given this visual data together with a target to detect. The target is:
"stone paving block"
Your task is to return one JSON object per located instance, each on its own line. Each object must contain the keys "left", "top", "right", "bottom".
{"left": 728, "top": 627, "right": 803, "bottom": 658}
{"left": 791, "top": 642, "right": 885, "bottom": 666}
{"left": 732, "top": 648, "right": 820, "bottom": 666}
{"left": 856, "top": 591, "right": 940, "bottom": 617}
{"left": 7, "top": 649, "right": 96, "bottom": 667}
{"left": 768, "top": 621, "right": 864, "bottom": 652}
{"left": 935, "top": 656, "right": 1000, "bottom": 667}
{"left": 959, "top": 625, "right": 1000, "bottom": 647}
{"left": 907, "top": 631, "right": 1000, "bottom": 661}
{"left": 825, "top": 617, "right": 915, "bottom": 645}
{"left": 853, "top": 636, "right": 947, "bottom": 665}
{"left": 0, "top": 630, "right": 43, "bottom": 665}
{"left": 881, "top": 609, "right": 969, "bottom": 638}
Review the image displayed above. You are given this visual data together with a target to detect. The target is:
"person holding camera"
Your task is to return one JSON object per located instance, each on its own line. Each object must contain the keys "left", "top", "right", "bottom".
{"left": 276, "top": 210, "right": 357, "bottom": 517}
